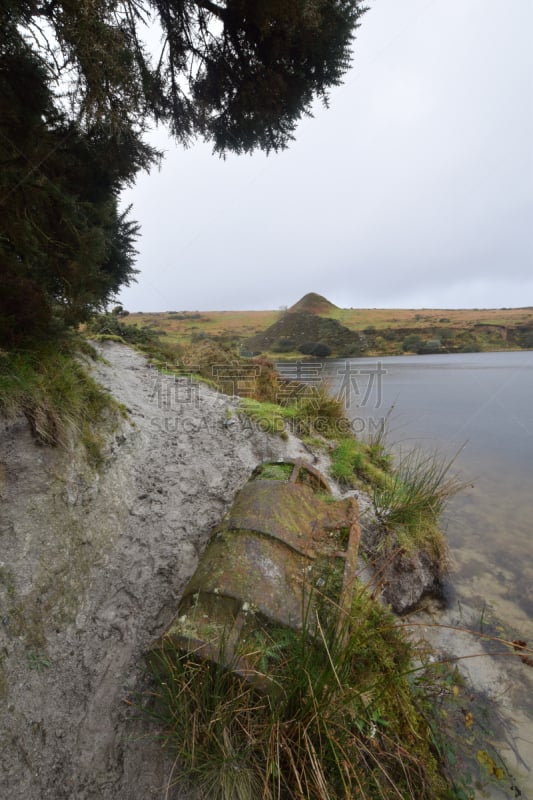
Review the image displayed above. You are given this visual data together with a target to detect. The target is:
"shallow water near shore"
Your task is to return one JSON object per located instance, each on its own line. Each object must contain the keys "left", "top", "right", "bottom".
{"left": 313, "top": 350, "right": 533, "bottom": 635}
{"left": 282, "top": 350, "right": 533, "bottom": 797}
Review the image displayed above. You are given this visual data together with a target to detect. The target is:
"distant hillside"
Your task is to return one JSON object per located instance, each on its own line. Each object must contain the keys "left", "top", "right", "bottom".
{"left": 245, "top": 310, "right": 365, "bottom": 357}
{"left": 124, "top": 305, "right": 533, "bottom": 357}
{"left": 288, "top": 292, "right": 338, "bottom": 315}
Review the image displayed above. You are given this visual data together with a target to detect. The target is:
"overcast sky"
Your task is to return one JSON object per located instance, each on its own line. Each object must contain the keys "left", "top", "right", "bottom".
{"left": 118, "top": 0, "right": 533, "bottom": 313}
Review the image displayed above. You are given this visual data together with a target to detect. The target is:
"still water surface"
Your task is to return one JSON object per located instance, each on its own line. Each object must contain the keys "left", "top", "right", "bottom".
{"left": 313, "top": 350, "right": 533, "bottom": 636}
{"left": 284, "top": 350, "right": 533, "bottom": 796}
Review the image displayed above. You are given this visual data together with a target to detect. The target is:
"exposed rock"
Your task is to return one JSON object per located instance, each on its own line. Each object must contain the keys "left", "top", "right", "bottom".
{"left": 382, "top": 549, "right": 443, "bottom": 614}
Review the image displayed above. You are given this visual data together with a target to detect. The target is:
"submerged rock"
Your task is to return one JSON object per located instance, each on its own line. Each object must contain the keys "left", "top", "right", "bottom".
{"left": 382, "top": 548, "right": 443, "bottom": 614}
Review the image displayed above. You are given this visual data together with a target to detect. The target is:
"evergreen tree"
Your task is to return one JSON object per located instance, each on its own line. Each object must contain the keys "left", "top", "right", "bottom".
{"left": 0, "top": 22, "right": 152, "bottom": 343}
{"left": 7, "top": 0, "right": 368, "bottom": 154}
{"left": 1, "top": 1, "right": 368, "bottom": 341}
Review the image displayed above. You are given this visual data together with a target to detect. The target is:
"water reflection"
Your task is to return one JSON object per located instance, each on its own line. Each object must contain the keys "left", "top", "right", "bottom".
{"left": 279, "top": 351, "right": 533, "bottom": 797}
{"left": 310, "top": 351, "right": 533, "bottom": 637}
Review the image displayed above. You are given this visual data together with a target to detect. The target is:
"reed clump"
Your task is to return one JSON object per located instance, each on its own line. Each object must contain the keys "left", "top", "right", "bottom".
{"left": 145, "top": 585, "right": 454, "bottom": 800}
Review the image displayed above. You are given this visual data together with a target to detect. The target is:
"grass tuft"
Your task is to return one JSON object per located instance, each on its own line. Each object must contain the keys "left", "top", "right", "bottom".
{"left": 330, "top": 437, "right": 389, "bottom": 487}
{"left": 0, "top": 335, "right": 123, "bottom": 464}
{"left": 145, "top": 585, "right": 455, "bottom": 800}
{"left": 372, "top": 448, "right": 465, "bottom": 562}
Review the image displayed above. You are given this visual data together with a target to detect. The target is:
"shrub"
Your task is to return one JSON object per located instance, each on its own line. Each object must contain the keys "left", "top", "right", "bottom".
{"left": 298, "top": 342, "right": 332, "bottom": 357}
{"left": 271, "top": 338, "right": 295, "bottom": 353}
{"left": 402, "top": 334, "right": 422, "bottom": 352}
{"left": 520, "top": 331, "right": 533, "bottom": 348}
{"left": 87, "top": 313, "right": 157, "bottom": 345}
{"left": 417, "top": 339, "right": 442, "bottom": 354}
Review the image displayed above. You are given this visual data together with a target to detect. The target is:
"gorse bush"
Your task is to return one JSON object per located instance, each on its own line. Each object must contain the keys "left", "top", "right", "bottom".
{"left": 87, "top": 313, "right": 159, "bottom": 345}
{"left": 87, "top": 312, "right": 184, "bottom": 367}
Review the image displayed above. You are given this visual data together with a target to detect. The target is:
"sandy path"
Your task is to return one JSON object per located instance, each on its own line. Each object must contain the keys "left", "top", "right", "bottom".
{"left": 3, "top": 342, "right": 528, "bottom": 799}
{"left": 0, "top": 341, "right": 325, "bottom": 799}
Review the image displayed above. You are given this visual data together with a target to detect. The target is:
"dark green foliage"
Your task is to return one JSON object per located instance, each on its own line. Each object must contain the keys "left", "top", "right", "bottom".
{"left": 188, "top": 0, "right": 366, "bottom": 153}
{"left": 520, "top": 329, "right": 533, "bottom": 348}
{"left": 86, "top": 314, "right": 161, "bottom": 345}
{"left": 417, "top": 338, "right": 443, "bottom": 354}
{"left": 403, "top": 334, "right": 423, "bottom": 352}
{"left": 0, "top": 22, "right": 151, "bottom": 344}
{"left": 271, "top": 338, "right": 295, "bottom": 353}
{"left": 7, "top": 0, "right": 368, "bottom": 155}
{"left": 299, "top": 341, "right": 332, "bottom": 357}
{"left": 2, "top": 1, "right": 367, "bottom": 345}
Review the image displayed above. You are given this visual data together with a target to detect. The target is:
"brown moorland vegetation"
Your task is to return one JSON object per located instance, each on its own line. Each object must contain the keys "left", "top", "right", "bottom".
{"left": 121, "top": 299, "right": 533, "bottom": 358}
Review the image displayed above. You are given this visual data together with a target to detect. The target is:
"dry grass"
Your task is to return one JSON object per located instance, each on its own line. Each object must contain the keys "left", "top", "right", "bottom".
{"left": 125, "top": 307, "right": 533, "bottom": 339}
{"left": 124, "top": 310, "right": 280, "bottom": 346}
{"left": 144, "top": 585, "right": 453, "bottom": 800}
{"left": 331, "top": 306, "right": 533, "bottom": 330}
{"left": 0, "top": 336, "right": 122, "bottom": 462}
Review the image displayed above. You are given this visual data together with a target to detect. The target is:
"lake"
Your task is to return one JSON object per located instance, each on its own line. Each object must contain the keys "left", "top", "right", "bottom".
{"left": 278, "top": 350, "right": 533, "bottom": 796}
{"left": 281, "top": 350, "right": 533, "bottom": 634}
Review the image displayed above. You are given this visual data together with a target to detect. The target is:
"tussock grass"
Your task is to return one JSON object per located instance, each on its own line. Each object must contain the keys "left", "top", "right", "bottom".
{"left": 372, "top": 448, "right": 465, "bottom": 563}
{"left": 145, "top": 586, "right": 453, "bottom": 800}
{"left": 330, "top": 430, "right": 463, "bottom": 566}
{"left": 291, "top": 383, "right": 348, "bottom": 438}
{"left": 87, "top": 312, "right": 184, "bottom": 365}
{"left": 0, "top": 336, "right": 122, "bottom": 463}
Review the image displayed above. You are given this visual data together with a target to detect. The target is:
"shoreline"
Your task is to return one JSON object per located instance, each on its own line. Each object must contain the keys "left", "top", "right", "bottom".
{"left": 1, "top": 341, "right": 531, "bottom": 798}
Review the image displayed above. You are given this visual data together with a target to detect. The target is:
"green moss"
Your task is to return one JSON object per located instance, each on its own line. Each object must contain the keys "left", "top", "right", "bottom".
{"left": 254, "top": 463, "right": 294, "bottom": 481}
{"left": 146, "top": 582, "right": 459, "bottom": 799}
{"left": 239, "top": 397, "right": 296, "bottom": 435}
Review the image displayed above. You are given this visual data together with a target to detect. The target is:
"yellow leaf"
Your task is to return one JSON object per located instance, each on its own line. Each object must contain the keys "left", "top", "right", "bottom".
{"left": 477, "top": 750, "right": 497, "bottom": 774}
{"left": 465, "top": 711, "right": 474, "bottom": 728}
